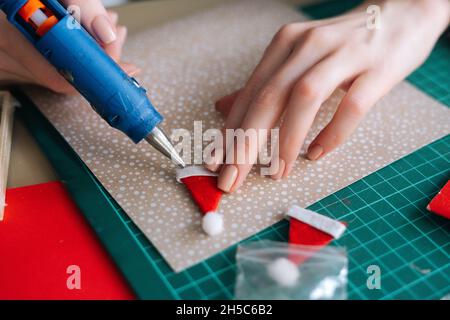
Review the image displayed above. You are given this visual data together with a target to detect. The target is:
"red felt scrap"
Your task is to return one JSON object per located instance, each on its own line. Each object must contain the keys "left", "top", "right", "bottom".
{"left": 427, "top": 180, "right": 450, "bottom": 219}
{"left": 181, "top": 175, "right": 223, "bottom": 214}
{"left": 288, "top": 217, "right": 345, "bottom": 265}
{"left": 0, "top": 181, "right": 134, "bottom": 300}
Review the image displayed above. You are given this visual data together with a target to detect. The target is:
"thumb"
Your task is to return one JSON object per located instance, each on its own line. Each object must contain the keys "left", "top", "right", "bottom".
{"left": 62, "top": 0, "right": 117, "bottom": 45}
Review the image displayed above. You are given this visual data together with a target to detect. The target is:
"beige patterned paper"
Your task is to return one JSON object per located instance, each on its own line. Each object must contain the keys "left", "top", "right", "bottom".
{"left": 27, "top": 0, "right": 450, "bottom": 271}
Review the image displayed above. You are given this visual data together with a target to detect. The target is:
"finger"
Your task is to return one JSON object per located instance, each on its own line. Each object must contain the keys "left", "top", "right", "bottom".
{"left": 1, "top": 1, "right": 115, "bottom": 94}
{"left": 215, "top": 90, "right": 242, "bottom": 116}
{"left": 45, "top": 77, "right": 77, "bottom": 94}
{"left": 276, "top": 49, "right": 367, "bottom": 179}
{"left": 0, "top": 51, "right": 34, "bottom": 81}
{"left": 63, "top": 0, "right": 117, "bottom": 45}
{"left": 206, "top": 23, "right": 307, "bottom": 173}
{"left": 209, "top": 24, "right": 327, "bottom": 173}
{"left": 0, "top": 70, "right": 33, "bottom": 84}
{"left": 240, "top": 25, "right": 349, "bottom": 130}
{"left": 104, "top": 25, "right": 127, "bottom": 62}
{"left": 120, "top": 62, "right": 142, "bottom": 77}
{"left": 1, "top": 52, "right": 72, "bottom": 93}
{"left": 216, "top": 17, "right": 361, "bottom": 119}
{"left": 107, "top": 11, "right": 119, "bottom": 26}
{"left": 217, "top": 29, "right": 349, "bottom": 190}
{"left": 0, "top": 17, "right": 70, "bottom": 93}
{"left": 338, "top": 77, "right": 356, "bottom": 92}
{"left": 224, "top": 24, "right": 307, "bottom": 128}
{"left": 307, "top": 70, "right": 392, "bottom": 160}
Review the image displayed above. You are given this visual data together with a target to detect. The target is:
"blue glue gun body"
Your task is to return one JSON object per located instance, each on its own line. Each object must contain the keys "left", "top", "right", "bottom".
{"left": 1, "top": 0, "right": 162, "bottom": 143}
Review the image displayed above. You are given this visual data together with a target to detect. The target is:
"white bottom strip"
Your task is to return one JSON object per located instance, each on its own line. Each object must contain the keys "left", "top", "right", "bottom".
{"left": 176, "top": 166, "right": 218, "bottom": 183}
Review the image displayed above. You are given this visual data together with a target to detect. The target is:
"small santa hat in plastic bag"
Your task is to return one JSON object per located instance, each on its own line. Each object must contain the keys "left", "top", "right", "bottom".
{"left": 267, "top": 205, "right": 346, "bottom": 287}
{"left": 176, "top": 166, "right": 224, "bottom": 236}
{"left": 235, "top": 240, "right": 348, "bottom": 299}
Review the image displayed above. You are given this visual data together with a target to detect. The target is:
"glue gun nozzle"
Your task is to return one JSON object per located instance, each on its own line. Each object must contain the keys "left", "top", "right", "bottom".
{"left": 145, "top": 126, "right": 186, "bottom": 168}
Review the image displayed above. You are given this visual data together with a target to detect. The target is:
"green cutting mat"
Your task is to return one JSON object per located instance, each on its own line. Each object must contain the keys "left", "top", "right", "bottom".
{"left": 15, "top": 0, "right": 449, "bottom": 300}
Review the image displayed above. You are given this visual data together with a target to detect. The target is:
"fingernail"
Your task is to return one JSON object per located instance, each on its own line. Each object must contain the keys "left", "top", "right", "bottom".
{"left": 92, "top": 15, "right": 117, "bottom": 44}
{"left": 218, "top": 165, "right": 238, "bottom": 192}
{"left": 271, "top": 159, "right": 285, "bottom": 181}
{"left": 307, "top": 144, "right": 323, "bottom": 161}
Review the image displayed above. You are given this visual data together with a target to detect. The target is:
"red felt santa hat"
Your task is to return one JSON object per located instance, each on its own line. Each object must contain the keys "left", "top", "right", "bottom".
{"left": 267, "top": 205, "right": 347, "bottom": 287}
{"left": 176, "top": 166, "right": 224, "bottom": 236}
{"left": 427, "top": 180, "right": 450, "bottom": 220}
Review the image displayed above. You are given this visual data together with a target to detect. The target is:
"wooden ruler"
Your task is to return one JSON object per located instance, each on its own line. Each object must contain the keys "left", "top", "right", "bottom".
{"left": 0, "top": 91, "right": 17, "bottom": 220}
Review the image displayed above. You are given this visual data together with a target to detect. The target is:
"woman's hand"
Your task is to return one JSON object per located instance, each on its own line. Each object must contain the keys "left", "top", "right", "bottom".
{"left": 0, "top": 0, "right": 140, "bottom": 94}
{"left": 210, "top": 0, "right": 450, "bottom": 193}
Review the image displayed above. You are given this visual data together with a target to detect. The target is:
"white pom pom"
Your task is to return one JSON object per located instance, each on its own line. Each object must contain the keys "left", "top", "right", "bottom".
{"left": 266, "top": 257, "right": 300, "bottom": 287}
{"left": 202, "top": 212, "right": 224, "bottom": 236}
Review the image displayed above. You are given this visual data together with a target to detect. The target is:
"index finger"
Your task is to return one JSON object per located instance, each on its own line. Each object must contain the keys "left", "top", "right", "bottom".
{"left": 63, "top": 0, "right": 116, "bottom": 45}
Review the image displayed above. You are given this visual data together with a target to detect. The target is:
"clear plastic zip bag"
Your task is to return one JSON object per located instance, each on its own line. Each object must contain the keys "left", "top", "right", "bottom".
{"left": 234, "top": 240, "right": 348, "bottom": 300}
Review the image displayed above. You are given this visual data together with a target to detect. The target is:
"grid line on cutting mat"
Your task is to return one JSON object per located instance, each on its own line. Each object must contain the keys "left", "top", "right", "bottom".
{"left": 103, "top": 136, "right": 450, "bottom": 299}
{"left": 115, "top": 134, "right": 449, "bottom": 300}
{"left": 111, "top": 0, "right": 449, "bottom": 300}
{"left": 111, "top": 133, "right": 449, "bottom": 300}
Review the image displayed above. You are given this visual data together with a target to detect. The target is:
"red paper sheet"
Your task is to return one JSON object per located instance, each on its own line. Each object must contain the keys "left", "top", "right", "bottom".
{"left": 427, "top": 180, "right": 450, "bottom": 219}
{"left": 0, "top": 181, "right": 134, "bottom": 300}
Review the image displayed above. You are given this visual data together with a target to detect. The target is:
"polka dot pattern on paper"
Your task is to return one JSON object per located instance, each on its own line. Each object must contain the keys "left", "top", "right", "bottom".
{"left": 27, "top": 0, "right": 450, "bottom": 271}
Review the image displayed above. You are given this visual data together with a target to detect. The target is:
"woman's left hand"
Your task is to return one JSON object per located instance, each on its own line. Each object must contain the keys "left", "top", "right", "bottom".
{"left": 208, "top": 0, "right": 450, "bottom": 193}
